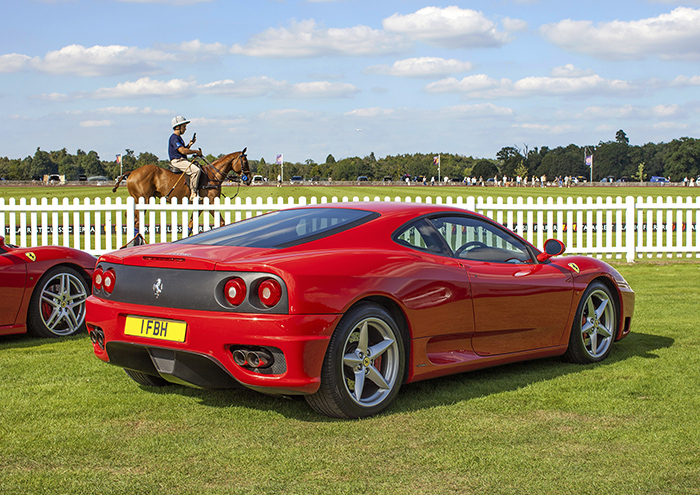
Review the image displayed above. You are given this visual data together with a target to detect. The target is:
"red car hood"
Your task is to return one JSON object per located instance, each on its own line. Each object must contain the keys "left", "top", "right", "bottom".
{"left": 99, "top": 242, "right": 281, "bottom": 270}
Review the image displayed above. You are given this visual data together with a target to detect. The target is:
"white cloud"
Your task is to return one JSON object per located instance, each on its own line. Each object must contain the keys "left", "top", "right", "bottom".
{"left": 91, "top": 77, "right": 196, "bottom": 98}
{"left": 286, "top": 81, "right": 360, "bottom": 98}
{"left": 501, "top": 17, "right": 528, "bottom": 32}
{"left": 231, "top": 19, "right": 407, "bottom": 57}
{"left": 425, "top": 67, "right": 633, "bottom": 98}
{"left": 345, "top": 107, "right": 396, "bottom": 117}
{"left": 365, "top": 57, "right": 473, "bottom": 77}
{"left": 18, "top": 44, "right": 174, "bottom": 76}
{"left": 258, "top": 109, "right": 320, "bottom": 121}
{"left": 550, "top": 64, "right": 595, "bottom": 78}
{"left": 33, "top": 92, "right": 69, "bottom": 102}
{"left": 670, "top": 75, "right": 700, "bottom": 87}
{"left": 200, "top": 77, "right": 288, "bottom": 97}
{"left": 92, "top": 106, "right": 172, "bottom": 116}
{"left": 652, "top": 121, "right": 689, "bottom": 131}
{"left": 513, "top": 123, "right": 575, "bottom": 134}
{"left": 541, "top": 7, "right": 700, "bottom": 60}
{"left": 0, "top": 53, "right": 32, "bottom": 73}
{"left": 443, "top": 103, "right": 515, "bottom": 118}
{"left": 579, "top": 104, "right": 685, "bottom": 119}
{"left": 116, "top": 0, "right": 213, "bottom": 4}
{"left": 201, "top": 77, "right": 359, "bottom": 99}
{"left": 425, "top": 75, "right": 505, "bottom": 94}
{"left": 80, "top": 120, "right": 112, "bottom": 128}
{"left": 383, "top": 6, "right": 513, "bottom": 48}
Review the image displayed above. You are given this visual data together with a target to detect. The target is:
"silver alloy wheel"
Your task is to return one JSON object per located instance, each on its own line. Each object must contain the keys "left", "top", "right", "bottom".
{"left": 342, "top": 316, "right": 400, "bottom": 408}
{"left": 579, "top": 288, "right": 615, "bottom": 359}
{"left": 39, "top": 271, "right": 88, "bottom": 336}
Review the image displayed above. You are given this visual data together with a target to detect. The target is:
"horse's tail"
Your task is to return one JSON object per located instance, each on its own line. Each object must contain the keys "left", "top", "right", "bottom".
{"left": 112, "top": 173, "right": 129, "bottom": 193}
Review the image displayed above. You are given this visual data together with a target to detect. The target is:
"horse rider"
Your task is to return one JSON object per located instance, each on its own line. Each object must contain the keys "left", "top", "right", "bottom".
{"left": 169, "top": 116, "right": 203, "bottom": 202}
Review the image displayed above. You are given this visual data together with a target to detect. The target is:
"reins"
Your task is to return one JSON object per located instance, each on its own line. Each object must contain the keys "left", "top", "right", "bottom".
{"left": 196, "top": 151, "right": 249, "bottom": 200}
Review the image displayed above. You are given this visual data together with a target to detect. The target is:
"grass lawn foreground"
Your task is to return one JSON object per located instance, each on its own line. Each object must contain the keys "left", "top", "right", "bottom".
{"left": 1, "top": 184, "right": 699, "bottom": 494}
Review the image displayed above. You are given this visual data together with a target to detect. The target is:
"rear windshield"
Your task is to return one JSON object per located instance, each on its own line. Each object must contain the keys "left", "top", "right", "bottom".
{"left": 175, "top": 208, "right": 378, "bottom": 248}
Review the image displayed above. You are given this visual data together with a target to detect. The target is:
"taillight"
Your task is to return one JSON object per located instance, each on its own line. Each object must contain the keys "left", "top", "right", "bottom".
{"left": 224, "top": 277, "right": 247, "bottom": 306}
{"left": 102, "top": 269, "right": 116, "bottom": 294}
{"left": 93, "top": 267, "right": 103, "bottom": 291}
{"left": 258, "top": 279, "right": 282, "bottom": 307}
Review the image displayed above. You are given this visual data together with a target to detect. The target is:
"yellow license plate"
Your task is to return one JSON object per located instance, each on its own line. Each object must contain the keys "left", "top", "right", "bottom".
{"left": 124, "top": 316, "right": 187, "bottom": 343}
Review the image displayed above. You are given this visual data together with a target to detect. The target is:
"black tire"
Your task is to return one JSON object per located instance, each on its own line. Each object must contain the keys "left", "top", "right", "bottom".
{"left": 564, "top": 282, "right": 617, "bottom": 364}
{"left": 124, "top": 369, "right": 169, "bottom": 387}
{"left": 27, "top": 265, "right": 89, "bottom": 338}
{"left": 305, "top": 302, "right": 405, "bottom": 419}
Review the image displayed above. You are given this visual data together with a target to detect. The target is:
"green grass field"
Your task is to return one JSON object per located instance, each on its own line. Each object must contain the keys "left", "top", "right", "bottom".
{"left": 2, "top": 183, "right": 700, "bottom": 203}
{"left": 1, "top": 263, "right": 699, "bottom": 494}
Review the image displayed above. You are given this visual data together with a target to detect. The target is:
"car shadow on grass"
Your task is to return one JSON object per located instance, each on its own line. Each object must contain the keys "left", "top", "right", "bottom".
{"left": 391, "top": 331, "right": 673, "bottom": 415}
{"left": 128, "top": 330, "right": 673, "bottom": 421}
{"left": 0, "top": 332, "right": 87, "bottom": 349}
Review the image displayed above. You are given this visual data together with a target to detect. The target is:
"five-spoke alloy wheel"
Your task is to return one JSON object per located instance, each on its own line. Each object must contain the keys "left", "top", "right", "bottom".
{"left": 565, "top": 282, "right": 617, "bottom": 364}
{"left": 306, "top": 303, "right": 405, "bottom": 419}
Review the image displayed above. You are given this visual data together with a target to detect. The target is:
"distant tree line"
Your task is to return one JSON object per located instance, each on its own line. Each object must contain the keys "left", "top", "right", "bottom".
{"left": 2, "top": 130, "right": 699, "bottom": 182}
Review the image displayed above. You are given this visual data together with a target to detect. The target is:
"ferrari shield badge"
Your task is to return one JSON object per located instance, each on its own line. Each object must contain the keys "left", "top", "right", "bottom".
{"left": 25, "top": 252, "right": 36, "bottom": 262}
{"left": 568, "top": 262, "right": 580, "bottom": 273}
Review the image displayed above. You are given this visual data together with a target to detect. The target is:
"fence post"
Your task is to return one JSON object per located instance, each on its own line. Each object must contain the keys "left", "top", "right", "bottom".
{"left": 626, "top": 196, "right": 636, "bottom": 262}
{"left": 126, "top": 196, "right": 135, "bottom": 240}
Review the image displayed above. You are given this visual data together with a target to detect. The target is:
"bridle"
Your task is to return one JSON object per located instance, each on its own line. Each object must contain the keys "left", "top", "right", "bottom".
{"left": 195, "top": 151, "right": 250, "bottom": 198}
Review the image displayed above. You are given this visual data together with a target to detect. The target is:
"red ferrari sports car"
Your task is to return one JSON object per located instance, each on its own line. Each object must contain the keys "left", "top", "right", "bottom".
{"left": 0, "top": 236, "right": 95, "bottom": 338}
{"left": 86, "top": 202, "right": 634, "bottom": 418}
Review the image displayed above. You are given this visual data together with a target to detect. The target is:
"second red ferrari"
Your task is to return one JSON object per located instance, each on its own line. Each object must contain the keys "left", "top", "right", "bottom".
{"left": 1, "top": 236, "right": 95, "bottom": 338}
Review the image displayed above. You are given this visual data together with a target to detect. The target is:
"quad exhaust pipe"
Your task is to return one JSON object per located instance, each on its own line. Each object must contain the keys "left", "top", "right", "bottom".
{"left": 232, "top": 347, "right": 273, "bottom": 369}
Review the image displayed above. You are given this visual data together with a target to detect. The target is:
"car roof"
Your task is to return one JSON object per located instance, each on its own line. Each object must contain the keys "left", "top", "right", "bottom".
{"left": 300, "top": 201, "right": 475, "bottom": 222}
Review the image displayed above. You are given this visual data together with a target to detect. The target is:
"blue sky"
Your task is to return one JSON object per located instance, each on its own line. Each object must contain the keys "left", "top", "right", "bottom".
{"left": 3, "top": 0, "right": 700, "bottom": 164}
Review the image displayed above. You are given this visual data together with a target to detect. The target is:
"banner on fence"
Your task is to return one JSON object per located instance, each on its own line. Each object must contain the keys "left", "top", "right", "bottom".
{"left": 5, "top": 222, "right": 696, "bottom": 237}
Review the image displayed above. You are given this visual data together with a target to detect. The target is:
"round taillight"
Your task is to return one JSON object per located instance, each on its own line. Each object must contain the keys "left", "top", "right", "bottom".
{"left": 93, "top": 267, "right": 103, "bottom": 291}
{"left": 258, "top": 279, "right": 282, "bottom": 307}
{"left": 102, "top": 269, "right": 116, "bottom": 294}
{"left": 224, "top": 277, "right": 247, "bottom": 306}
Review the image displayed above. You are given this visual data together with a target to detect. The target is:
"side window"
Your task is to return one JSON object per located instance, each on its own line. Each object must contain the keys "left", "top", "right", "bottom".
{"left": 428, "top": 216, "right": 533, "bottom": 264}
{"left": 394, "top": 220, "right": 445, "bottom": 254}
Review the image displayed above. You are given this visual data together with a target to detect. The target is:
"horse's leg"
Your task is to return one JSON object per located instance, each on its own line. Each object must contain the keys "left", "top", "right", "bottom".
{"left": 204, "top": 191, "right": 224, "bottom": 228}
{"left": 188, "top": 210, "right": 201, "bottom": 236}
{"left": 209, "top": 209, "right": 224, "bottom": 228}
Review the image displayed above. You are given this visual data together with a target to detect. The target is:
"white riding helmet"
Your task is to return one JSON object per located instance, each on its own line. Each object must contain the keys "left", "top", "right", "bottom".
{"left": 171, "top": 116, "right": 191, "bottom": 129}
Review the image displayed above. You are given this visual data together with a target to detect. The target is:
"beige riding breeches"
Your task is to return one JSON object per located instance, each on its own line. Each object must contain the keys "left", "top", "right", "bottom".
{"left": 170, "top": 158, "right": 200, "bottom": 199}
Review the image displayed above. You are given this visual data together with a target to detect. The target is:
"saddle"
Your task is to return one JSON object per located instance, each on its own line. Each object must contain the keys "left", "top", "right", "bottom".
{"left": 169, "top": 164, "right": 220, "bottom": 191}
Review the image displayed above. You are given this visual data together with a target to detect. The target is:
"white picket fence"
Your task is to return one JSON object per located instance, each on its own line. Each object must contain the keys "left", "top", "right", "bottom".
{"left": 2, "top": 195, "right": 699, "bottom": 261}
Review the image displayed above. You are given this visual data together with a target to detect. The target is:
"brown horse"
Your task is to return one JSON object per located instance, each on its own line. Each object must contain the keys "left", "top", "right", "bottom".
{"left": 112, "top": 149, "right": 251, "bottom": 232}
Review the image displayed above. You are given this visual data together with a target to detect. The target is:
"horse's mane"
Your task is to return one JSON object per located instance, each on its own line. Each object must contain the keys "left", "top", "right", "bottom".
{"left": 212, "top": 151, "right": 242, "bottom": 167}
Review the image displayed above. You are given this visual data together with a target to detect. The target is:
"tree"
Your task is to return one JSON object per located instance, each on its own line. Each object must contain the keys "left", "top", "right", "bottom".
{"left": 615, "top": 129, "right": 629, "bottom": 145}
{"left": 664, "top": 137, "right": 700, "bottom": 181}
{"left": 594, "top": 141, "right": 631, "bottom": 180}
{"left": 471, "top": 159, "right": 498, "bottom": 179}
{"left": 30, "top": 148, "right": 56, "bottom": 178}
{"left": 496, "top": 146, "right": 524, "bottom": 177}
{"left": 136, "top": 152, "right": 160, "bottom": 168}
{"left": 77, "top": 150, "right": 106, "bottom": 178}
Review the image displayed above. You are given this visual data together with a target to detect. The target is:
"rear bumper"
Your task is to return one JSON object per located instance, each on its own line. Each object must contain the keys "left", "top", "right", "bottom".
{"left": 86, "top": 296, "right": 339, "bottom": 395}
